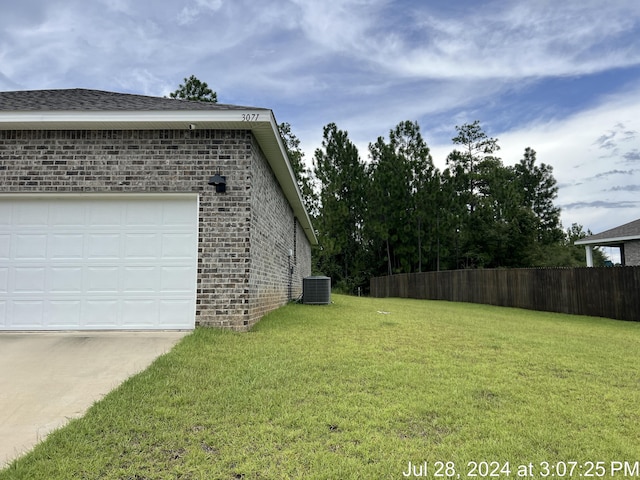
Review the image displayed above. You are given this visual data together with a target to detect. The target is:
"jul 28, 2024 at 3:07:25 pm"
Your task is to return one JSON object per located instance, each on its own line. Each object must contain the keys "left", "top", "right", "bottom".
{"left": 401, "top": 460, "right": 640, "bottom": 478}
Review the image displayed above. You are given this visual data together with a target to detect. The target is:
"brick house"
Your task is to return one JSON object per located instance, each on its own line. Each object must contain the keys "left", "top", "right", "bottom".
{"left": 0, "top": 89, "right": 316, "bottom": 331}
{"left": 574, "top": 217, "right": 640, "bottom": 267}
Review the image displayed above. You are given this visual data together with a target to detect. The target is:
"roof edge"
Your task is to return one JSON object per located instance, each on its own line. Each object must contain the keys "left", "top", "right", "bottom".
{"left": 0, "top": 109, "right": 267, "bottom": 125}
{"left": 259, "top": 111, "right": 318, "bottom": 245}
{"left": 574, "top": 234, "right": 640, "bottom": 246}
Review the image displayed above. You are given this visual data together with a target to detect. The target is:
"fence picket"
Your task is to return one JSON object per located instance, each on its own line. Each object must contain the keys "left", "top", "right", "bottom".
{"left": 370, "top": 267, "right": 640, "bottom": 322}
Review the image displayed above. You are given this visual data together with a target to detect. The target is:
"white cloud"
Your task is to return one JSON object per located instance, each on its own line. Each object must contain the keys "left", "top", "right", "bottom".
{"left": 177, "top": 0, "right": 224, "bottom": 25}
{"left": 291, "top": 0, "right": 385, "bottom": 51}
{"left": 115, "top": 68, "right": 173, "bottom": 96}
{"left": 365, "top": 1, "right": 640, "bottom": 80}
{"left": 482, "top": 87, "right": 640, "bottom": 233}
{"left": 98, "top": 0, "right": 134, "bottom": 14}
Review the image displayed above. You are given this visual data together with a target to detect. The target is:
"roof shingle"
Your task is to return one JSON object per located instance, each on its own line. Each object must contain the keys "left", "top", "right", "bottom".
{"left": 0, "top": 88, "right": 257, "bottom": 111}
{"left": 577, "top": 218, "right": 640, "bottom": 244}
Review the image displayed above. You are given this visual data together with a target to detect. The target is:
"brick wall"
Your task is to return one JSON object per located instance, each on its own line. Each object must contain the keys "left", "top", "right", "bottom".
{"left": 625, "top": 240, "right": 640, "bottom": 266}
{"left": 245, "top": 136, "right": 312, "bottom": 327}
{"left": 0, "top": 128, "right": 311, "bottom": 330}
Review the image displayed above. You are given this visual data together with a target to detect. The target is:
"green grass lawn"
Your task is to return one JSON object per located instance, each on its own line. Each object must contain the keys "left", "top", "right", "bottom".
{"left": 2, "top": 295, "right": 639, "bottom": 479}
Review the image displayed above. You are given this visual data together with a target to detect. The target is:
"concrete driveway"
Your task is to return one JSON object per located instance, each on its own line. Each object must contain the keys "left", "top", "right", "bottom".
{"left": 0, "top": 331, "right": 188, "bottom": 467}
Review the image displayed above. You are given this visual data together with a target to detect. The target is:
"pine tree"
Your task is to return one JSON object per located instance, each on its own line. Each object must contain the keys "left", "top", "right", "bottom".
{"left": 313, "top": 123, "right": 368, "bottom": 292}
{"left": 169, "top": 75, "right": 217, "bottom": 103}
{"left": 367, "top": 121, "right": 437, "bottom": 274}
{"left": 278, "top": 122, "right": 317, "bottom": 218}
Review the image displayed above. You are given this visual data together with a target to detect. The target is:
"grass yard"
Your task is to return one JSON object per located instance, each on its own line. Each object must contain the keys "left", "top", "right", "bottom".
{"left": 2, "top": 295, "right": 639, "bottom": 479}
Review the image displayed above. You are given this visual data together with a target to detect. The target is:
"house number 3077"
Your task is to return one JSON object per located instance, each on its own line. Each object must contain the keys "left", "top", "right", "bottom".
{"left": 241, "top": 113, "right": 260, "bottom": 121}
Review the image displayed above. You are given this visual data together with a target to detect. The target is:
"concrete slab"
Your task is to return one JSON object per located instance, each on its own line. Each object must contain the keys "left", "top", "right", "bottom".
{"left": 0, "top": 331, "right": 188, "bottom": 467}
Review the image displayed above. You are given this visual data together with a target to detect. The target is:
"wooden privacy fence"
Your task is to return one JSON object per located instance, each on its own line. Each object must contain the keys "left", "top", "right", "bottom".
{"left": 370, "top": 267, "right": 640, "bottom": 322}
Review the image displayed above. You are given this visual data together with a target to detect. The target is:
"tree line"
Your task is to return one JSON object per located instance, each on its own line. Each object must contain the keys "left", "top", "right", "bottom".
{"left": 284, "top": 119, "right": 605, "bottom": 293}
{"left": 170, "top": 76, "right": 604, "bottom": 294}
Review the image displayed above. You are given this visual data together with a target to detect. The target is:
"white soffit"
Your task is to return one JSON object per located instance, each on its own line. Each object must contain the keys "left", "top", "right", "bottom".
{"left": 574, "top": 235, "right": 640, "bottom": 246}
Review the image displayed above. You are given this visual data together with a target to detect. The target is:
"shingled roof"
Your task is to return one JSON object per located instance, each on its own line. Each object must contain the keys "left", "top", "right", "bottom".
{"left": 575, "top": 218, "right": 640, "bottom": 246}
{"left": 0, "top": 88, "right": 255, "bottom": 111}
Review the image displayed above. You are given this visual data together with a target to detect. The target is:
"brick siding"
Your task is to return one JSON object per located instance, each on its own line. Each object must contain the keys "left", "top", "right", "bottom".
{"left": 624, "top": 240, "right": 640, "bottom": 266}
{"left": 244, "top": 136, "right": 312, "bottom": 326}
{"left": 0, "top": 129, "right": 311, "bottom": 330}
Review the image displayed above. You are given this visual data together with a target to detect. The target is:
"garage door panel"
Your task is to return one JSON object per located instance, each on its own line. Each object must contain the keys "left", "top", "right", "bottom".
{"left": 15, "top": 234, "right": 47, "bottom": 260}
{"left": 15, "top": 203, "right": 49, "bottom": 226}
{"left": 0, "top": 268, "right": 7, "bottom": 293}
{"left": 11, "top": 301, "right": 44, "bottom": 328}
{"left": 123, "top": 267, "right": 158, "bottom": 292}
{"left": 125, "top": 201, "right": 162, "bottom": 226}
{"left": 124, "top": 233, "right": 160, "bottom": 259}
{"left": 49, "top": 267, "right": 83, "bottom": 293}
{"left": 86, "top": 267, "right": 119, "bottom": 293}
{"left": 159, "top": 299, "right": 195, "bottom": 327}
{"left": 0, "top": 204, "right": 11, "bottom": 226}
{"left": 123, "top": 299, "right": 158, "bottom": 326}
{"left": 48, "top": 300, "right": 82, "bottom": 327}
{"left": 87, "top": 234, "right": 121, "bottom": 259}
{"left": 89, "top": 203, "right": 123, "bottom": 227}
{"left": 83, "top": 300, "right": 120, "bottom": 328}
{"left": 1, "top": 195, "right": 198, "bottom": 330}
{"left": 161, "top": 266, "right": 197, "bottom": 293}
{"left": 162, "top": 233, "right": 197, "bottom": 259}
{"left": 162, "top": 202, "right": 197, "bottom": 226}
{"left": 50, "top": 234, "right": 84, "bottom": 259}
{"left": 14, "top": 267, "right": 46, "bottom": 293}
{"left": 50, "top": 202, "right": 85, "bottom": 226}
{"left": 0, "top": 234, "right": 9, "bottom": 259}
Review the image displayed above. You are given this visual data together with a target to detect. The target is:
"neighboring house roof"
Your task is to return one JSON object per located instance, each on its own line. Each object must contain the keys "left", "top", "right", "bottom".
{"left": 574, "top": 218, "right": 640, "bottom": 246}
{"left": 0, "top": 88, "right": 316, "bottom": 244}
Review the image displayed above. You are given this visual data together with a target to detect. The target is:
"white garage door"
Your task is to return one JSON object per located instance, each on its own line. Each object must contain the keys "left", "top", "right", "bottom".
{"left": 0, "top": 194, "right": 199, "bottom": 330}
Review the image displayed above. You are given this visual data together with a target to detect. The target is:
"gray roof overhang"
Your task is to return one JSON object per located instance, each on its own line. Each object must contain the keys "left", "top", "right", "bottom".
{"left": 574, "top": 235, "right": 640, "bottom": 247}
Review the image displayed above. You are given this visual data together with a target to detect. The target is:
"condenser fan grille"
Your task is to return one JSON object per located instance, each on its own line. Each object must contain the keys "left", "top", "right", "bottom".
{"left": 303, "top": 276, "right": 331, "bottom": 304}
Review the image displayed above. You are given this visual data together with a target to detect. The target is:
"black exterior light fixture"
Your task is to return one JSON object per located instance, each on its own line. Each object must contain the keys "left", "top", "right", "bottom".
{"left": 208, "top": 172, "right": 227, "bottom": 193}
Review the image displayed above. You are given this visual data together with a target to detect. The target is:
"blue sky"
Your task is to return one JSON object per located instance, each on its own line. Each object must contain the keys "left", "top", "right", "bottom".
{"left": 1, "top": 0, "right": 639, "bottom": 246}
